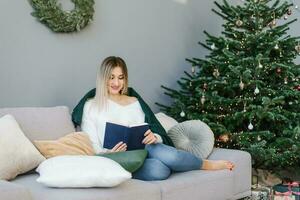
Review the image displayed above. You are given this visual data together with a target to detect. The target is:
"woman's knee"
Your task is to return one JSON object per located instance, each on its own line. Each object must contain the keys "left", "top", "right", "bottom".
{"left": 146, "top": 144, "right": 180, "bottom": 164}
{"left": 133, "top": 158, "right": 171, "bottom": 181}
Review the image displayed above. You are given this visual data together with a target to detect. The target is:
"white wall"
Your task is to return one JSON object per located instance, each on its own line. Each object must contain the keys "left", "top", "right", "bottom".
{"left": 0, "top": 0, "right": 299, "bottom": 112}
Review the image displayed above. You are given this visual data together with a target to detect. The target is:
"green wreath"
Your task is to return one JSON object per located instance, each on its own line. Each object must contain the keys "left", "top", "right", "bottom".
{"left": 30, "top": 0, "right": 95, "bottom": 33}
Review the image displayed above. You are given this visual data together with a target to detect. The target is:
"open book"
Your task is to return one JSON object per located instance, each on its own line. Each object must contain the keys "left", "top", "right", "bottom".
{"left": 103, "top": 122, "right": 149, "bottom": 150}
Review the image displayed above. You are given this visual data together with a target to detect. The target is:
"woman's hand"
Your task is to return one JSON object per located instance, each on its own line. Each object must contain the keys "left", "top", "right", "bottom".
{"left": 142, "top": 129, "right": 157, "bottom": 145}
{"left": 109, "top": 141, "right": 127, "bottom": 152}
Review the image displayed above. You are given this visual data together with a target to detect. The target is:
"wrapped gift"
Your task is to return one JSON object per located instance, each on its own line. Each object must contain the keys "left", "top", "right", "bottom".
{"left": 273, "top": 182, "right": 300, "bottom": 200}
{"left": 274, "top": 195, "right": 295, "bottom": 200}
{"left": 251, "top": 190, "right": 269, "bottom": 200}
{"left": 250, "top": 185, "right": 272, "bottom": 200}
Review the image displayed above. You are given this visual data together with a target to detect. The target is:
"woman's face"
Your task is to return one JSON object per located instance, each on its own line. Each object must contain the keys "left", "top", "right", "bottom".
{"left": 107, "top": 66, "right": 125, "bottom": 95}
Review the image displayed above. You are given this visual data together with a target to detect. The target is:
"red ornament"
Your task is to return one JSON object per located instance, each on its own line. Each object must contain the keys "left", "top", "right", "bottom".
{"left": 276, "top": 68, "right": 282, "bottom": 73}
{"left": 294, "top": 85, "right": 300, "bottom": 91}
{"left": 287, "top": 8, "right": 292, "bottom": 15}
{"left": 218, "top": 133, "right": 230, "bottom": 143}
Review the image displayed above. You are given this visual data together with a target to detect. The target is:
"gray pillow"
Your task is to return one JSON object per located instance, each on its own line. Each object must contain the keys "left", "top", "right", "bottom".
{"left": 167, "top": 120, "right": 214, "bottom": 159}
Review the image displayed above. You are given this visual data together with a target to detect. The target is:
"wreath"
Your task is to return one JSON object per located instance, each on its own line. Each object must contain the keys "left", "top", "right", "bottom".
{"left": 30, "top": 0, "right": 95, "bottom": 33}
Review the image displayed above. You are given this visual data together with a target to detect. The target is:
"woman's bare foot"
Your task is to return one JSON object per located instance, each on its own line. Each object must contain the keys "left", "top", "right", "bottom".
{"left": 201, "top": 160, "right": 235, "bottom": 171}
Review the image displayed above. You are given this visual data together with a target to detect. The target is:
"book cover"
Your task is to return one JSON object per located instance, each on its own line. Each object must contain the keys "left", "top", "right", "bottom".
{"left": 103, "top": 122, "right": 149, "bottom": 150}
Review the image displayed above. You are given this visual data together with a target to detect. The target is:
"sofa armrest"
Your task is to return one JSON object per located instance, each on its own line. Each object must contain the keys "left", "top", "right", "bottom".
{"left": 0, "top": 180, "right": 33, "bottom": 200}
{"left": 208, "top": 148, "right": 252, "bottom": 199}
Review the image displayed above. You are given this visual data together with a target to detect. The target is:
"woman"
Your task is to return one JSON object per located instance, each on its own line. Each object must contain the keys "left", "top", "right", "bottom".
{"left": 73, "top": 56, "right": 234, "bottom": 181}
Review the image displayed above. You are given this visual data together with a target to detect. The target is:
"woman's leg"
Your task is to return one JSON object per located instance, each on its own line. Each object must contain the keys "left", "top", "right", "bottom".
{"left": 146, "top": 143, "right": 234, "bottom": 172}
{"left": 146, "top": 143, "right": 202, "bottom": 172}
{"left": 202, "top": 159, "right": 234, "bottom": 170}
{"left": 132, "top": 158, "right": 171, "bottom": 181}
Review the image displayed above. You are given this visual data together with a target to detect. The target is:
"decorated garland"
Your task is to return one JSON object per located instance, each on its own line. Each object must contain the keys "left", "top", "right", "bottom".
{"left": 30, "top": 0, "right": 95, "bottom": 33}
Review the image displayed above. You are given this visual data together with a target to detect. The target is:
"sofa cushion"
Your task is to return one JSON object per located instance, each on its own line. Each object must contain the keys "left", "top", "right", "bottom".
{"left": 167, "top": 120, "right": 214, "bottom": 159}
{"left": 12, "top": 174, "right": 161, "bottom": 200}
{"left": 0, "top": 115, "right": 45, "bottom": 180}
{"left": 155, "top": 112, "right": 178, "bottom": 132}
{"left": 0, "top": 106, "right": 75, "bottom": 141}
{"left": 34, "top": 132, "right": 94, "bottom": 158}
{"left": 0, "top": 180, "right": 33, "bottom": 200}
{"left": 36, "top": 155, "right": 131, "bottom": 188}
{"left": 149, "top": 170, "right": 234, "bottom": 200}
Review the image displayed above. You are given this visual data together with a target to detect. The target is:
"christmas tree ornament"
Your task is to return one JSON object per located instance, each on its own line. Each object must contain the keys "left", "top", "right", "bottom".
{"left": 239, "top": 80, "right": 245, "bottom": 90}
{"left": 210, "top": 43, "right": 216, "bottom": 50}
{"left": 200, "top": 95, "right": 206, "bottom": 104}
{"left": 236, "top": 19, "right": 243, "bottom": 26}
{"left": 276, "top": 68, "right": 282, "bottom": 73}
{"left": 189, "top": 81, "right": 192, "bottom": 87}
{"left": 295, "top": 44, "right": 300, "bottom": 53}
{"left": 203, "top": 83, "right": 208, "bottom": 90}
{"left": 248, "top": 122, "right": 254, "bottom": 130}
{"left": 258, "top": 62, "right": 263, "bottom": 68}
{"left": 254, "top": 86, "right": 260, "bottom": 94}
{"left": 288, "top": 102, "right": 293, "bottom": 105}
{"left": 213, "top": 69, "right": 220, "bottom": 78}
{"left": 191, "top": 66, "right": 195, "bottom": 74}
{"left": 295, "top": 5, "right": 298, "bottom": 9}
{"left": 294, "top": 85, "right": 300, "bottom": 91}
{"left": 274, "top": 44, "right": 279, "bottom": 49}
{"left": 287, "top": 8, "right": 292, "bottom": 15}
{"left": 284, "top": 15, "right": 288, "bottom": 20}
{"left": 269, "top": 19, "right": 277, "bottom": 28}
{"left": 284, "top": 77, "right": 288, "bottom": 84}
{"left": 180, "top": 111, "right": 185, "bottom": 117}
{"left": 218, "top": 133, "right": 230, "bottom": 143}
{"left": 257, "top": 136, "right": 261, "bottom": 141}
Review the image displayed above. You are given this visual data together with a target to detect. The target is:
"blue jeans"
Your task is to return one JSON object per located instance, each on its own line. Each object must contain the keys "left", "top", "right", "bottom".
{"left": 132, "top": 143, "right": 202, "bottom": 181}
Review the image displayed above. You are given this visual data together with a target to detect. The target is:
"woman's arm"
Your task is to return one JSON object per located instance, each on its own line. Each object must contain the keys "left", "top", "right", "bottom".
{"left": 81, "top": 101, "right": 109, "bottom": 154}
{"left": 128, "top": 88, "right": 174, "bottom": 146}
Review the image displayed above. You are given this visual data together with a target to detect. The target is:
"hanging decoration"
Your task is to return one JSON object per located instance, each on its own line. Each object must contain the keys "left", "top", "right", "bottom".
{"left": 254, "top": 86, "right": 260, "bottom": 94}
{"left": 30, "top": 0, "right": 95, "bottom": 33}
{"left": 211, "top": 43, "right": 216, "bottom": 50}
{"left": 287, "top": 7, "right": 292, "bottom": 15}
{"left": 295, "top": 44, "right": 300, "bottom": 53}
{"left": 248, "top": 122, "right": 254, "bottom": 130}
{"left": 180, "top": 111, "right": 186, "bottom": 117}
{"left": 236, "top": 19, "right": 243, "bottom": 26}
{"left": 213, "top": 69, "right": 220, "bottom": 78}
{"left": 200, "top": 95, "right": 206, "bottom": 104}
{"left": 239, "top": 80, "right": 245, "bottom": 90}
{"left": 191, "top": 66, "right": 195, "bottom": 74}
{"left": 218, "top": 133, "right": 230, "bottom": 143}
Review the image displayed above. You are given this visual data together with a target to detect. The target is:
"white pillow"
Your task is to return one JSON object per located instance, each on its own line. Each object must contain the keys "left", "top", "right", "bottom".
{"left": 155, "top": 112, "right": 178, "bottom": 132}
{"left": 0, "top": 114, "right": 45, "bottom": 180}
{"left": 36, "top": 155, "right": 132, "bottom": 188}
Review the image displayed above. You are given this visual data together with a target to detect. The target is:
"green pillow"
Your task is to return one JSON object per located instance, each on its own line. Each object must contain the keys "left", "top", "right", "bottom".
{"left": 97, "top": 149, "right": 148, "bottom": 173}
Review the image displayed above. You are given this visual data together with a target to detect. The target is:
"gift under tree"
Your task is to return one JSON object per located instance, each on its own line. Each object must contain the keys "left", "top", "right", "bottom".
{"left": 157, "top": 0, "right": 300, "bottom": 176}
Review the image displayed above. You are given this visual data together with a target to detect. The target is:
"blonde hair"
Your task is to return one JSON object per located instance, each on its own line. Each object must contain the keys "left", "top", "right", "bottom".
{"left": 93, "top": 56, "right": 128, "bottom": 111}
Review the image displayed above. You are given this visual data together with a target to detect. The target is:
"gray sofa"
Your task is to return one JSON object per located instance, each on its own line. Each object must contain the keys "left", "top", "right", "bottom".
{"left": 0, "top": 106, "right": 252, "bottom": 200}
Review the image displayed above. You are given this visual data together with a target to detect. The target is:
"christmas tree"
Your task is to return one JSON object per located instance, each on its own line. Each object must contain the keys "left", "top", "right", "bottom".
{"left": 157, "top": 0, "right": 300, "bottom": 175}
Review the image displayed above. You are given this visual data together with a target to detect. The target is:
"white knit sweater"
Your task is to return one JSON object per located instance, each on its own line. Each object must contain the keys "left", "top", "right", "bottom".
{"left": 81, "top": 99, "right": 162, "bottom": 154}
